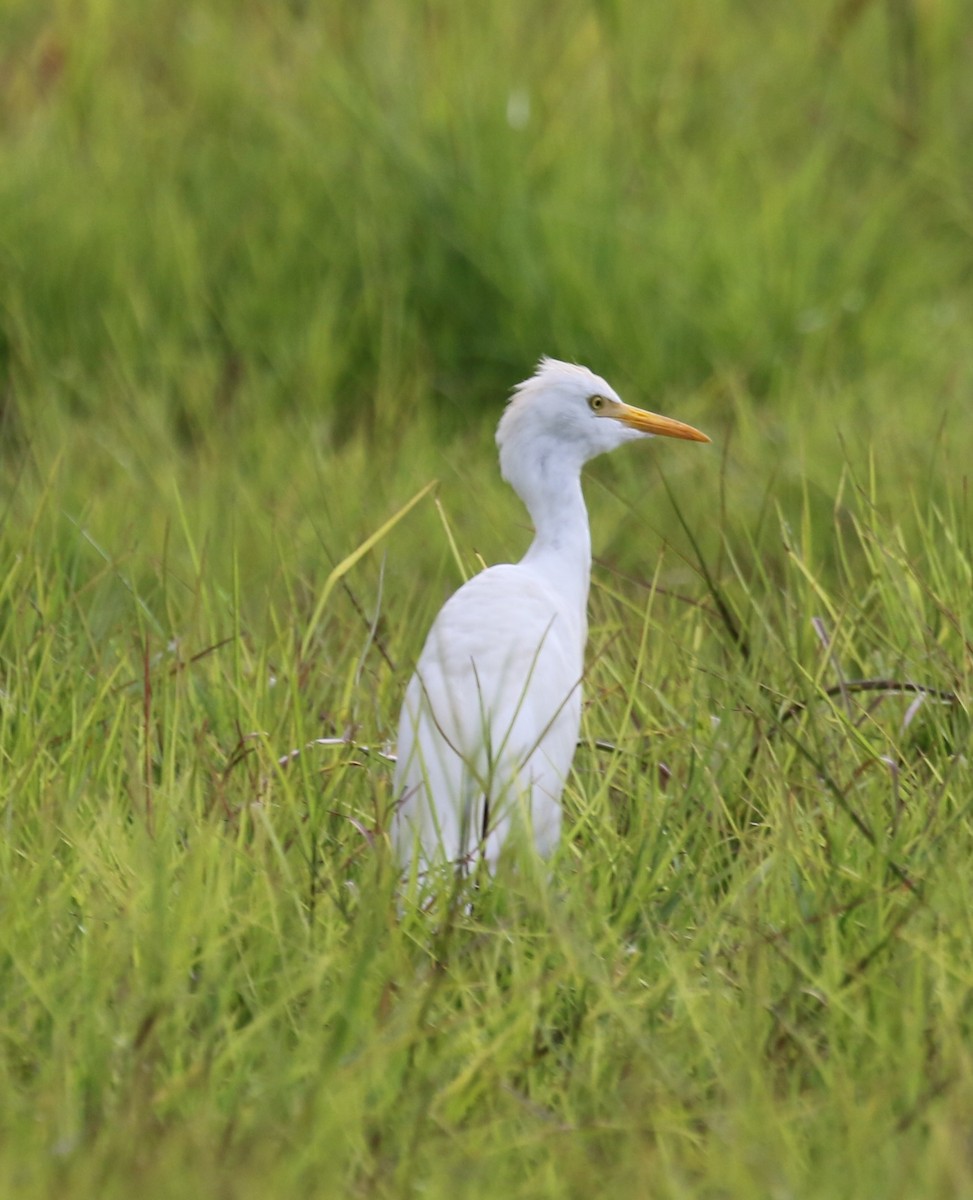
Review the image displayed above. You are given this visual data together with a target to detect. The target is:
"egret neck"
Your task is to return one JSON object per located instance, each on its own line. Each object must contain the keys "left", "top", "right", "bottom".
{"left": 516, "top": 450, "right": 592, "bottom": 625}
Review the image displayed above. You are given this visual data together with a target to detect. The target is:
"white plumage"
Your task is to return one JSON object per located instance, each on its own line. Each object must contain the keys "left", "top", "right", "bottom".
{"left": 392, "top": 358, "right": 708, "bottom": 882}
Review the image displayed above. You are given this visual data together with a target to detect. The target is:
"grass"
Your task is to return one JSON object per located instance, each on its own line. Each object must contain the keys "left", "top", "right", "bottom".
{"left": 2, "top": 0, "right": 973, "bottom": 1196}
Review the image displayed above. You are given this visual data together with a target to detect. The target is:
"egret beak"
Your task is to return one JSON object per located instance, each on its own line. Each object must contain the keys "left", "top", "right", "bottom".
{"left": 616, "top": 403, "right": 710, "bottom": 443}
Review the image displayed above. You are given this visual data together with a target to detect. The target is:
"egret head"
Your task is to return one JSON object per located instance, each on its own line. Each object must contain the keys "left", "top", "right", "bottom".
{"left": 496, "top": 358, "right": 708, "bottom": 494}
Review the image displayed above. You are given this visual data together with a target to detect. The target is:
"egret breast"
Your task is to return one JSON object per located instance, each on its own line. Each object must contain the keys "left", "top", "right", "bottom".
{"left": 392, "top": 564, "right": 584, "bottom": 873}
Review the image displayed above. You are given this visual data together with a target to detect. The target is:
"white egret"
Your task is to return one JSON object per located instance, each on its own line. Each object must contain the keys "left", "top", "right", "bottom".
{"left": 392, "top": 358, "right": 709, "bottom": 882}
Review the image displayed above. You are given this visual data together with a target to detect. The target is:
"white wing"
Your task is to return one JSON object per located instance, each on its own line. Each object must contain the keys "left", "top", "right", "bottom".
{"left": 392, "top": 563, "right": 584, "bottom": 876}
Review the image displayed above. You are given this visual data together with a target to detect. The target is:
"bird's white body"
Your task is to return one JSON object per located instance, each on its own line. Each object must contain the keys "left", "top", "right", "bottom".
{"left": 394, "top": 560, "right": 584, "bottom": 870}
{"left": 392, "top": 358, "right": 707, "bottom": 881}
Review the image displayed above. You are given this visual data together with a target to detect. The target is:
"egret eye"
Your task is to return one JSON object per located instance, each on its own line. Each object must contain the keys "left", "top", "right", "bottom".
{"left": 588, "top": 395, "right": 606, "bottom": 412}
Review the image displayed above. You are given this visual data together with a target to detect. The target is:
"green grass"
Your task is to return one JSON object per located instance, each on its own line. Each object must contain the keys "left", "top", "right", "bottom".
{"left": 2, "top": 1, "right": 973, "bottom": 1196}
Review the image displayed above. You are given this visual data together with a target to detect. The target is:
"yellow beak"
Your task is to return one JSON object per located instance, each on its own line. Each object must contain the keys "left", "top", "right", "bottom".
{"left": 616, "top": 402, "right": 710, "bottom": 443}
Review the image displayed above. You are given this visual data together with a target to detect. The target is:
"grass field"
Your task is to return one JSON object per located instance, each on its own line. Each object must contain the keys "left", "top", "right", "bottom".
{"left": 2, "top": 1, "right": 973, "bottom": 1196}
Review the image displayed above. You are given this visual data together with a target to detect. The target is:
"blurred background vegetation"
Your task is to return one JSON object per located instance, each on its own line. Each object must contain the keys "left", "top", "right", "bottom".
{"left": 2, "top": 0, "right": 970, "bottom": 439}
{"left": 3, "top": 0, "right": 971, "bottom": 642}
